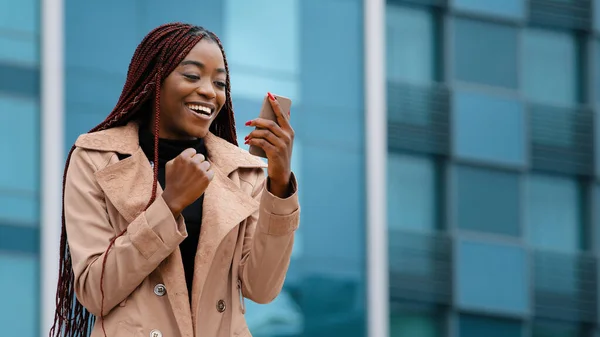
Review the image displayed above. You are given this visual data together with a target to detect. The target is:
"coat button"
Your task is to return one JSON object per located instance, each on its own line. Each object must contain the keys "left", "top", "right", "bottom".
{"left": 150, "top": 329, "right": 162, "bottom": 337}
{"left": 154, "top": 284, "right": 166, "bottom": 297}
{"left": 216, "top": 299, "right": 226, "bottom": 313}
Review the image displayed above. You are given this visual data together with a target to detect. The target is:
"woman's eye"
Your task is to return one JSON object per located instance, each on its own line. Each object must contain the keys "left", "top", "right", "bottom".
{"left": 215, "top": 81, "right": 226, "bottom": 88}
{"left": 184, "top": 74, "right": 200, "bottom": 80}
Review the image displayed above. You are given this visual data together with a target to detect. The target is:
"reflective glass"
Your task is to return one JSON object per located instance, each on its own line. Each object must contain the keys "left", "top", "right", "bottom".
{"left": 453, "top": 18, "right": 518, "bottom": 88}
{"left": 0, "top": 253, "right": 39, "bottom": 337}
{"left": 386, "top": 4, "right": 435, "bottom": 84}
{"left": 526, "top": 174, "right": 582, "bottom": 252}
{"left": 523, "top": 29, "right": 578, "bottom": 105}
{"left": 388, "top": 153, "right": 438, "bottom": 232}
{"left": 453, "top": 89, "right": 525, "bottom": 167}
{"left": 390, "top": 311, "right": 442, "bottom": 337}
{"left": 454, "top": 165, "right": 520, "bottom": 237}
{"left": 457, "top": 239, "right": 529, "bottom": 315}
{"left": 453, "top": 0, "right": 525, "bottom": 20}
{"left": 458, "top": 314, "right": 523, "bottom": 337}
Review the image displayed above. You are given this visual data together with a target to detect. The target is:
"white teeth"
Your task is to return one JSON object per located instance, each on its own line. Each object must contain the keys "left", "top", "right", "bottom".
{"left": 187, "top": 104, "right": 211, "bottom": 115}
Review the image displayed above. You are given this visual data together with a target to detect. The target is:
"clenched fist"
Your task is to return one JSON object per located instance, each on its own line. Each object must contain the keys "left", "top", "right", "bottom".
{"left": 161, "top": 148, "right": 214, "bottom": 218}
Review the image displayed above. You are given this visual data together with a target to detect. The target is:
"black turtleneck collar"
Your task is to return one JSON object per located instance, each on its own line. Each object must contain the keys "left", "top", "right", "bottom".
{"left": 138, "top": 124, "right": 208, "bottom": 164}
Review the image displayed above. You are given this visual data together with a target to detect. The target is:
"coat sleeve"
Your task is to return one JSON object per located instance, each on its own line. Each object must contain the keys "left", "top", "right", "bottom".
{"left": 238, "top": 170, "right": 300, "bottom": 304}
{"left": 64, "top": 148, "right": 188, "bottom": 316}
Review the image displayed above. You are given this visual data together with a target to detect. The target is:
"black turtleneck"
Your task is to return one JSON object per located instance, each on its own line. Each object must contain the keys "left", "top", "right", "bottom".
{"left": 138, "top": 125, "right": 207, "bottom": 301}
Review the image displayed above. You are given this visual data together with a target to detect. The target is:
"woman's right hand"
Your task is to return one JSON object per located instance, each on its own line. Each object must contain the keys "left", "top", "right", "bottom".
{"left": 161, "top": 148, "right": 214, "bottom": 218}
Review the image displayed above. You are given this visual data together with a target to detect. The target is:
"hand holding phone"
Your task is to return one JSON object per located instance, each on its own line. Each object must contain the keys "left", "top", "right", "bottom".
{"left": 245, "top": 92, "right": 295, "bottom": 198}
{"left": 248, "top": 93, "right": 292, "bottom": 158}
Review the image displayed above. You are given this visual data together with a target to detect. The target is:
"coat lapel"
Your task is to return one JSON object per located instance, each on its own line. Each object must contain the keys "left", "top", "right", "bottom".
{"left": 190, "top": 133, "right": 267, "bottom": 320}
{"left": 74, "top": 123, "right": 267, "bottom": 335}
{"left": 76, "top": 123, "right": 194, "bottom": 337}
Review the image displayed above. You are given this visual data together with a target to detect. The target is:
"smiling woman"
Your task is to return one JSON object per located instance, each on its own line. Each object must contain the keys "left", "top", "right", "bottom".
{"left": 50, "top": 23, "right": 300, "bottom": 337}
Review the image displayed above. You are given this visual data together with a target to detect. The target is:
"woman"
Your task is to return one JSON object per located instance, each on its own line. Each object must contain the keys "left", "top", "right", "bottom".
{"left": 49, "top": 23, "right": 299, "bottom": 337}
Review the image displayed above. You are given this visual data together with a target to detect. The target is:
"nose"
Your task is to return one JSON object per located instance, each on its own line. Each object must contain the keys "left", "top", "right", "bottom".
{"left": 196, "top": 78, "right": 216, "bottom": 99}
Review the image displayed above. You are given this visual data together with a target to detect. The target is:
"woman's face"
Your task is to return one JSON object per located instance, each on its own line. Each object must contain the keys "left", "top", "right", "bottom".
{"left": 156, "top": 39, "right": 227, "bottom": 140}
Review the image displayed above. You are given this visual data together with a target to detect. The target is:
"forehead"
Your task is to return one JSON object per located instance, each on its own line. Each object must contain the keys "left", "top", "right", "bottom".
{"left": 182, "top": 39, "right": 225, "bottom": 68}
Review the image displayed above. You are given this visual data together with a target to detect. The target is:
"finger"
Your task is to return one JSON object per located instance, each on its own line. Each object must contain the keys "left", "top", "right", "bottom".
{"left": 245, "top": 129, "right": 286, "bottom": 148}
{"left": 246, "top": 118, "right": 286, "bottom": 138}
{"left": 191, "top": 153, "right": 206, "bottom": 164}
{"left": 247, "top": 137, "right": 277, "bottom": 157}
{"left": 198, "top": 160, "right": 211, "bottom": 172}
{"left": 180, "top": 148, "right": 197, "bottom": 158}
{"left": 267, "top": 92, "right": 291, "bottom": 129}
{"left": 206, "top": 169, "right": 215, "bottom": 181}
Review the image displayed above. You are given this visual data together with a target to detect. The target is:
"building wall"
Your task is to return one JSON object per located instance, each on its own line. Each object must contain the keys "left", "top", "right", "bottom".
{"left": 386, "top": 0, "right": 600, "bottom": 336}
{"left": 0, "top": 0, "right": 41, "bottom": 336}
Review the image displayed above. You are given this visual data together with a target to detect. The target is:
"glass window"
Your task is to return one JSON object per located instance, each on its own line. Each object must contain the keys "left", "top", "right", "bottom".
{"left": 594, "top": 0, "right": 600, "bottom": 33}
{"left": 0, "top": 37, "right": 38, "bottom": 66}
{"left": 224, "top": 0, "right": 300, "bottom": 103}
{"left": 453, "top": 18, "right": 518, "bottom": 88}
{"left": 388, "top": 153, "right": 438, "bottom": 232}
{"left": 386, "top": 5, "right": 436, "bottom": 84}
{"left": 390, "top": 310, "right": 442, "bottom": 337}
{"left": 532, "top": 320, "right": 581, "bottom": 337}
{"left": 458, "top": 314, "right": 523, "bottom": 337}
{"left": 0, "top": 0, "right": 38, "bottom": 34}
{"left": 595, "top": 40, "right": 600, "bottom": 104}
{"left": 526, "top": 174, "right": 583, "bottom": 252}
{"left": 453, "top": 89, "right": 525, "bottom": 167}
{"left": 0, "top": 97, "right": 39, "bottom": 225}
{"left": 456, "top": 239, "right": 529, "bottom": 315}
{"left": 453, "top": 0, "right": 525, "bottom": 20}
{"left": 0, "top": 253, "right": 39, "bottom": 337}
{"left": 523, "top": 29, "right": 579, "bottom": 105}
{"left": 454, "top": 165, "right": 520, "bottom": 237}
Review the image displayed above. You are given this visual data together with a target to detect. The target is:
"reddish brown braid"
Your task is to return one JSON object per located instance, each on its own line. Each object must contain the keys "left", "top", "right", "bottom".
{"left": 49, "top": 23, "right": 238, "bottom": 337}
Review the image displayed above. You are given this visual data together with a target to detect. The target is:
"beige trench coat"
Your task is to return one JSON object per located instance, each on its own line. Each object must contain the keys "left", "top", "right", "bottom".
{"left": 64, "top": 122, "right": 300, "bottom": 337}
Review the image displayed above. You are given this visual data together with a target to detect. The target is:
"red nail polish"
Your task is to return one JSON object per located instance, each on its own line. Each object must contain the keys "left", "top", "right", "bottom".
{"left": 244, "top": 135, "right": 249, "bottom": 140}
{"left": 244, "top": 139, "right": 250, "bottom": 144}
{"left": 267, "top": 92, "right": 275, "bottom": 101}
{"left": 245, "top": 121, "right": 252, "bottom": 126}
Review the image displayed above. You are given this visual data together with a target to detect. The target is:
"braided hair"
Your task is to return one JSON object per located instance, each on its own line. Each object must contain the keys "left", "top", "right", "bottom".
{"left": 49, "top": 23, "right": 237, "bottom": 337}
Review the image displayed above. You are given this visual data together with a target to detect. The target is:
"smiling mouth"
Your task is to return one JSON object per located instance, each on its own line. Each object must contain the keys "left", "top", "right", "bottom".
{"left": 186, "top": 103, "right": 213, "bottom": 117}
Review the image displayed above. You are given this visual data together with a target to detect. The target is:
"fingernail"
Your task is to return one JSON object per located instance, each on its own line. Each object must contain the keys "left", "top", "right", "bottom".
{"left": 245, "top": 120, "right": 252, "bottom": 126}
{"left": 267, "top": 92, "right": 276, "bottom": 101}
{"left": 288, "top": 110, "right": 291, "bottom": 116}
{"left": 244, "top": 135, "right": 249, "bottom": 140}
{"left": 244, "top": 139, "right": 250, "bottom": 144}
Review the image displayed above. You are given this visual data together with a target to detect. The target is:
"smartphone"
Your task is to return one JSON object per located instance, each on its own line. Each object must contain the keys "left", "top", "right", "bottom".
{"left": 249, "top": 93, "right": 292, "bottom": 158}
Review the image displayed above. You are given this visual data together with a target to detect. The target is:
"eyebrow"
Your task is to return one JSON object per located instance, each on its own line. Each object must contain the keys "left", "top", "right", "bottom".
{"left": 180, "top": 60, "right": 226, "bottom": 74}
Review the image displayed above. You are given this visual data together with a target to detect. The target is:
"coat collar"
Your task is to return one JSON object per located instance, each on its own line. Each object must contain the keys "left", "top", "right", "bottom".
{"left": 74, "top": 121, "right": 267, "bottom": 175}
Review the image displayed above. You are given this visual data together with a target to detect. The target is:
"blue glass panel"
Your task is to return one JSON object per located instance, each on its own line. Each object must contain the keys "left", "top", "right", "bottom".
{"left": 0, "top": 192, "right": 38, "bottom": 225}
{"left": 453, "top": 19, "right": 518, "bottom": 88}
{"left": 388, "top": 153, "right": 437, "bottom": 232}
{"left": 391, "top": 311, "right": 441, "bottom": 337}
{"left": 527, "top": 174, "right": 582, "bottom": 252}
{"left": 0, "top": 0, "right": 38, "bottom": 33}
{"left": 65, "top": 0, "right": 139, "bottom": 76}
{"left": 455, "top": 165, "right": 520, "bottom": 236}
{"left": 386, "top": 5, "right": 435, "bottom": 84}
{"left": 523, "top": 29, "right": 578, "bottom": 105}
{"left": 533, "top": 320, "right": 581, "bottom": 337}
{"left": 141, "top": 0, "right": 223, "bottom": 37}
{"left": 453, "top": 89, "right": 525, "bottom": 166}
{"left": 0, "top": 37, "right": 38, "bottom": 65}
{"left": 0, "top": 225, "right": 39, "bottom": 253}
{"left": 595, "top": 0, "right": 600, "bottom": 33}
{"left": 0, "top": 253, "right": 38, "bottom": 337}
{"left": 0, "top": 63, "right": 39, "bottom": 97}
{"left": 0, "top": 98, "right": 39, "bottom": 193}
{"left": 596, "top": 40, "right": 600, "bottom": 104}
{"left": 453, "top": 0, "right": 525, "bottom": 20}
{"left": 459, "top": 314, "right": 523, "bottom": 337}
{"left": 457, "top": 239, "right": 529, "bottom": 315}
